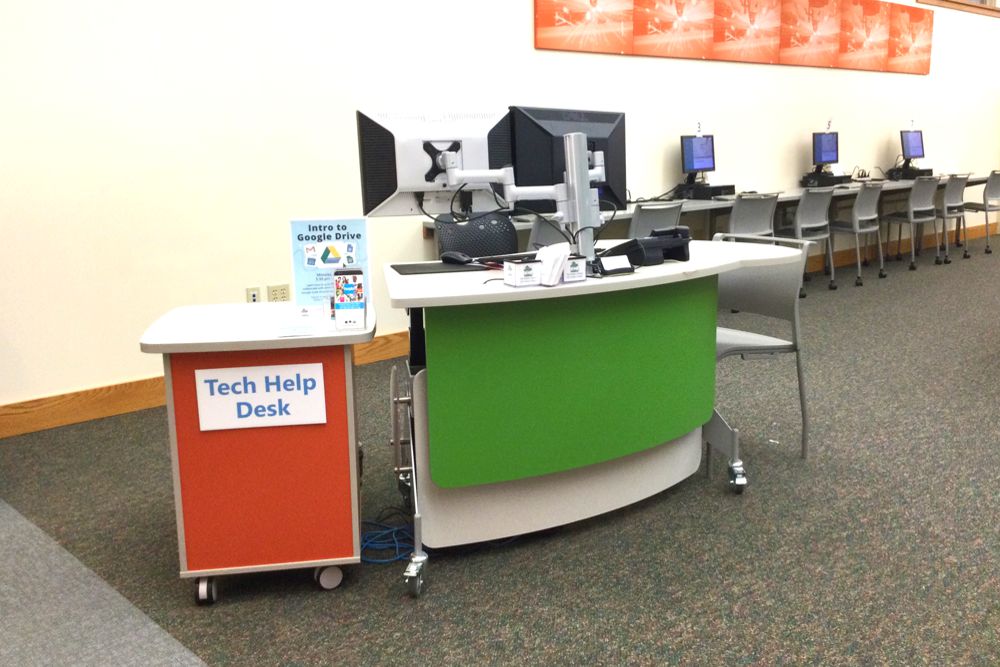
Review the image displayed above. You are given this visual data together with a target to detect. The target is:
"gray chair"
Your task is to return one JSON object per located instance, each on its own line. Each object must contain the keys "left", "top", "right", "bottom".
{"left": 783, "top": 187, "right": 836, "bottom": 290}
{"left": 883, "top": 176, "right": 940, "bottom": 271}
{"left": 526, "top": 218, "right": 571, "bottom": 250}
{"left": 704, "top": 234, "right": 812, "bottom": 492}
{"left": 627, "top": 201, "right": 684, "bottom": 238}
{"left": 435, "top": 212, "right": 518, "bottom": 258}
{"left": 963, "top": 169, "right": 1000, "bottom": 255}
{"left": 936, "top": 173, "right": 969, "bottom": 261}
{"left": 830, "top": 181, "right": 886, "bottom": 286}
{"left": 728, "top": 192, "right": 779, "bottom": 236}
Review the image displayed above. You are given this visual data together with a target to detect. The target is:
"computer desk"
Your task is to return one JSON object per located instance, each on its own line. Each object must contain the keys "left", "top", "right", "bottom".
{"left": 383, "top": 239, "right": 800, "bottom": 594}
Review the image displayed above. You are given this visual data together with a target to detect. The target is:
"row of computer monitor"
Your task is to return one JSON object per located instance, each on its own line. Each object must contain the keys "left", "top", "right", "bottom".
{"left": 684, "top": 129, "right": 926, "bottom": 177}
{"left": 356, "top": 105, "right": 928, "bottom": 217}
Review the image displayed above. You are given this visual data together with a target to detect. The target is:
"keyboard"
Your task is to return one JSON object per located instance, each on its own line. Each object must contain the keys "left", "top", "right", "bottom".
{"left": 475, "top": 251, "right": 538, "bottom": 264}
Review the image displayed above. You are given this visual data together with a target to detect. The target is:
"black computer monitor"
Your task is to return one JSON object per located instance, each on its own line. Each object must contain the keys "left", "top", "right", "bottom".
{"left": 507, "top": 106, "right": 627, "bottom": 213}
{"left": 680, "top": 135, "right": 715, "bottom": 185}
{"left": 812, "top": 132, "right": 839, "bottom": 172}
{"left": 900, "top": 130, "right": 925, "bottom": 162}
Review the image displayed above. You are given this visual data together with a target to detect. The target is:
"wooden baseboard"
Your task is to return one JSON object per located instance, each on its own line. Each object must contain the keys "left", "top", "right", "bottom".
{"left": 0, "top": 331, "right": 410, "bottom": 440}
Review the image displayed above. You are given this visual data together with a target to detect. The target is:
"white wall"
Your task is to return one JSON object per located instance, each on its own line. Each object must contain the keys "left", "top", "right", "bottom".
{"left": 1, "top": 1, "right": 998, "bottom": 405}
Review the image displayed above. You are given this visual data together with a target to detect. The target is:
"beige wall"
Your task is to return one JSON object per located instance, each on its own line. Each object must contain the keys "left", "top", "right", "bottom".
{"left": 1, "top": 1, "right": 998, "bottom": 405}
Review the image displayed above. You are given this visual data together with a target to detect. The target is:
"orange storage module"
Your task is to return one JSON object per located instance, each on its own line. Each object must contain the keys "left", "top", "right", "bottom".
{"left": 141, "top": 303, "right": 375, "bottom": 604}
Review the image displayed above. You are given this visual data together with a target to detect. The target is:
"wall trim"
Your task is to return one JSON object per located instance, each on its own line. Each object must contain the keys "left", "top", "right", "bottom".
{"left": 0, "top": 331, "right": 410, "bottom": 439}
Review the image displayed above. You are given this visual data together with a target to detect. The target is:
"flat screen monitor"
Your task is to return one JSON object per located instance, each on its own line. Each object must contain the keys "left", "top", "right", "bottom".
{"left": 812, "top": 132, "right": 839, "bottom": 167}
{"left": 681, "top": 135, "right": 716, "bottom": 174}
{"left": 507, "top": 106, "right": 627, "bottom": 213}
{"left": 356, "top": 110, "right": 512, "bottom": 217}
{"left": 901, "top": 130, "right": 925, "bottom": 160}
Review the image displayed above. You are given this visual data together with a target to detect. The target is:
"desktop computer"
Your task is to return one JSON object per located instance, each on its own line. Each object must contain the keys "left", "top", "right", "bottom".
{"left": 800, "top": 173, "right": 852, "bottom": 187}
{"left": 888, "top": 129, "right": 933, "bottom": 180}
{"left": 675, "top": 183, "right": 736, "bottom": 200}
{"left": 677, "top": 135, "right": 734, "bottom": 200}
{"left": 887, "top": 166, "right": 933, "bottom": 181}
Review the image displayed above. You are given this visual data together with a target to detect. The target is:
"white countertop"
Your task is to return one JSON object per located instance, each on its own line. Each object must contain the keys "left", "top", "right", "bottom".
{"left": 384, "top": 239, "right": 799, "bottom": 309}
{"left": 140, "top": 302, "right": 377, "bottom": 353}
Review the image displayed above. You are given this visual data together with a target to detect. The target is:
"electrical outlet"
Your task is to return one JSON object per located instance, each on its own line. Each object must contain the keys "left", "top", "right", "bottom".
{"left": 267, "top": 284, "right": 291, "bottom": 302}
{"left": 246, "top": 287, "right": 261, "bottom": 303}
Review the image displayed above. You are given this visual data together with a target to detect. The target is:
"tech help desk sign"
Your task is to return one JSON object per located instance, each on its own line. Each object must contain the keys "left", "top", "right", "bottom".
{"left": 194, "top": 364, "right": 326, "bottom": 431}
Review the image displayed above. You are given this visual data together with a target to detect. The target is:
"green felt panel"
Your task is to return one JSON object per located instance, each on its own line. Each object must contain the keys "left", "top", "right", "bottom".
{"left": 423, "top": 277, "right": 718, "bottom": 488}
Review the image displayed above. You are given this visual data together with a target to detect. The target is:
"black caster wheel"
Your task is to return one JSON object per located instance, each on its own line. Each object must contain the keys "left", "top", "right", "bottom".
{"left": 878, "top": 269, "right": 887, "bottom": 278}
{"left": 909, "top": 262, "right": 917, "bottom": 271}
{"left": 855, "top": 277, "right": 863, "bottom": 287}
{"left": 934, "top": 257, "right": 943, "bottom": 265}
{"left": 799, "top": 287, "right": 806, "bottom": 299}
{"left": 195, "top": 577, "right": 218, "bottom": 606}
{"left": 828, "top": 281, "right": 837, "bottom": 290}
{"left": 963, "top": 251, "right": 970, "bottom": 259}
{"left": 944, "top": 256, "right": 952, "bottom": 265}
{"left": 728, "top": 463, "right": 748, "bottom": 494}
{"left": 986, "top": 246, "right": 993, "bottom": 255}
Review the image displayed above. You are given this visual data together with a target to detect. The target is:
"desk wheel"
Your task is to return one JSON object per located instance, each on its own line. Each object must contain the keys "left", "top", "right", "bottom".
{"left": 314, "top": 566, "right": 344, "bottom": 590}
{"left": 195, "top": 577, "right": 218, "bottom": 606}
{"left": 728, "top": 460, "right": 747, "bottom": 494}
{"left": 403, "top": 555, "right": 427, "bottom": 598}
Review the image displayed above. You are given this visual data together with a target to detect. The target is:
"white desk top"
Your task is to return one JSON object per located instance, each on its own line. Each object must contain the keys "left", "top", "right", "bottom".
{"left": 384, "top": 239, "right": 799, "bottom": 309}
{"left": 140, "top": 303, "right": 377, "bottom": 353}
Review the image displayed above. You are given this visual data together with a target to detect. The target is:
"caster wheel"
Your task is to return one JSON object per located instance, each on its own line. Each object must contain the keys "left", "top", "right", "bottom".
{"left": 728, "top": 462, "right": 748, "bottom": 494}
{"left": 986, "top": 247, "right": 993, "bottom": 255}
{"left": 855, "top": 277, "right": 863, "bottom": 287}
{"left": 828, "top": 281, "right": 837, "bottom": 290}
{"left": 798, "top": 287, "right": 806, "bottom": 299}
{"left": 405, "top": 572, "right": 424, "bottom": 598}
{"left": 909, "top": 262, "right": 917, "bottom": 271}
{"left": 195, "top": 577, "right": 218, "bottom": 606}
{"left": 878, "top": 269, "right": 887, "bottom": 279}
{"left": 963, "top": 251, "right": 970, "bottom": 259}
{"left": 934, "top": 257, "right": 943, "bottom": 265}
{"left": 314, "top": 566, "right": 344, "bottom": 591}
{"left": 944, "top": 256, "right": 952, "bottom": 265}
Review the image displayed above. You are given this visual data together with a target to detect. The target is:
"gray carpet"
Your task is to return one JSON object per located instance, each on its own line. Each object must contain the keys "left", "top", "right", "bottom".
{"left": 2, "top": 240, "right": 999, "bottom": 665}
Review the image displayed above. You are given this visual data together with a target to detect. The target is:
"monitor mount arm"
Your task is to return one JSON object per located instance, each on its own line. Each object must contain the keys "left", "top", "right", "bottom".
{"left": 436, "top": 132, "right": 606, "bottom": 261}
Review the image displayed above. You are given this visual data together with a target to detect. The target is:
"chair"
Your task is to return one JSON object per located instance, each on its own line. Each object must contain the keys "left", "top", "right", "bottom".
{"left": 782, "top": 187, "right": 836, "bottom": 290}
{"left": 830, "top": 181, "right": 886, "bottom": 286}
{"left": 704, "top": 234, "right": 812, "bottom": 492}
{"left": 627, "top": 201, "right": 684, "bottom": 238}
{"left": 936, "top": 173, "right": 969, "bottom": 261}
{"left": 963, "top": 169, "right": 1000, "bottom": 255}
{"left": 727, "top": 192, "right": 779, "bottom": 237}
{"left": 883, "top": 176, "right": 940, "bottom": 271}
{"left": 435, "top": 212, "right": 518, "bottom": 258}
{"left": 526, "top": 218, "right": 571, "bottom": 250}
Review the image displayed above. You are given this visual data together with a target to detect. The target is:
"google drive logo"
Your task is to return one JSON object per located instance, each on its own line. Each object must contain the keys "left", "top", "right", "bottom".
{"left": 321, "top": 245, "right": 342, "bottom": 265}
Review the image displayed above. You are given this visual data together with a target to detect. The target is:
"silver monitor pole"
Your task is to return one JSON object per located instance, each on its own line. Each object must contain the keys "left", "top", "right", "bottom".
{"left": 562, "top": 132, "right": 600, "bottom": 261}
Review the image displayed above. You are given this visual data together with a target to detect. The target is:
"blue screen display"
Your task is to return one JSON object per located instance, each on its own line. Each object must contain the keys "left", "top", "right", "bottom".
{"left": 681, "top": 135, "right": 715, "bottom": 173}
{"left": 813, "top": 132, "right": 838, "bottom": 165}
{"left": 901, "top": 130, "right": 925, "bottom": 160}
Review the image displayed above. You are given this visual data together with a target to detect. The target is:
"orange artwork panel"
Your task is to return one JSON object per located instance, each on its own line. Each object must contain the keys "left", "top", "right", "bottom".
{"left": 838, "top": 0, "right": 890, "bottom": 72}
{"left": 169, "top": 346, "right": 356, "bottom": 572}
{"left": 886, "top": 3, "right": 932, "bottom": 74}
{"left": 535, "top": 0, "right": 635, "bottom": 55}
{"left": 779, "top": 0, "right": 840, "bottom": 67}
{"left": 712, "top": 0, "right": 782, "bottom": 64}
{"left": 633, "top": 0, "right": 715, "bottom": 59}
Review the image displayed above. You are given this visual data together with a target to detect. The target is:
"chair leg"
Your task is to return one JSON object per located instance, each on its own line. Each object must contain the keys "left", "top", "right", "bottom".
{"left": 962, "top": 214, "right": 970, "bottom": 259}
{"left": 987, "top": 211, "right": 994, "bottom": 254}
{"left": 897, "top": 223, "right": 904, "bottom": 261}
{"left": 876, "top": 228, "right": 887, "bottom": 278}
{"left": 827, "top": 238, "right": 836, "bottom": 289}
{"left": 796, "top": 351, "right": 809, "bottom": 460}
{"left": 942, "top": 217, "right": 951, "bottom": 264}
{"left": 853, "top": 233, "right": 863, "bottom": 286}
{"left": 933, "top": 218, "right": 945, "bottom": 265}
{"left": 909, "top": 225, "right": 917, "bottom": 270}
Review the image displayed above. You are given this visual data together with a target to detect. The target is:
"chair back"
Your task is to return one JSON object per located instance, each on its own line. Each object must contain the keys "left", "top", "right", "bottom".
{"left": 908, "top": 176, "right": 939, "bottom": 219}
{"left": 435, "top": 212, "right": 519, "bottom": 257}
{"left": 793, "top": 188, "right": 834, "bottom": 238}
{"left": 713, "top": 234, "right": 811, "bottom": 341}
{"left": 942, "top": 173, "right": 970, "bottom": 209}
{"left": 729, "top": 193, "right": 779, "bottom": 236}
{"left": 628, "top": 201, "right": 684, "bottom": 238}
{"left": 983, "top": 170, "right": 1000, "bottom": 204}
{"left": 527, "top": 218, "right": 570, "bottom": 250}
{"left": 852, "top": 181, "right": 883, "bottom": 228}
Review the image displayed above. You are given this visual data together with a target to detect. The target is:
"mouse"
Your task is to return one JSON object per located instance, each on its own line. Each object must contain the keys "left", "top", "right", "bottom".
{"left": 440, "top": 250, "right": 473, "bottom": 265}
